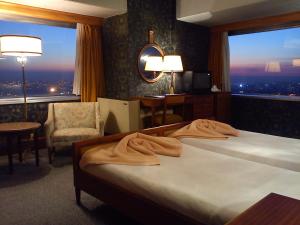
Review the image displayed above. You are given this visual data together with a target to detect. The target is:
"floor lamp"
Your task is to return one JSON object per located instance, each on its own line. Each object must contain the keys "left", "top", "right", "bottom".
{"left": 0, "top": 35, "right": 42, "bottom": 121}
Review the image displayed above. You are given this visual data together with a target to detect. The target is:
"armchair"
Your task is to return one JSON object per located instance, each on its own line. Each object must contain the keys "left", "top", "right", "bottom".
{"left": 45, "top": 102, "right": 104, "bottom": 163}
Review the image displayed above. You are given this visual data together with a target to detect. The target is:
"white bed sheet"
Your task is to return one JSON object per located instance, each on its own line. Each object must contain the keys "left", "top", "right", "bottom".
{"left": 180, "top": 130, "right": 300, "bottom": 172}
{"left": 82, "top": 143, "right": 300, "bottom": 225}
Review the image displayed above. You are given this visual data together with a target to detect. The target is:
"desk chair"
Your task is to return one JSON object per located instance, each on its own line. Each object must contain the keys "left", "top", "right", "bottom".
{"left": 154, "top": 94, "right": 186, "bottom": 126}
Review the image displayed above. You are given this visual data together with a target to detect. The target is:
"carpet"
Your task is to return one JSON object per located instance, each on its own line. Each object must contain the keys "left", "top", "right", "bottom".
{"left": 0, "top": 148, "right": 140, "bottom": 225}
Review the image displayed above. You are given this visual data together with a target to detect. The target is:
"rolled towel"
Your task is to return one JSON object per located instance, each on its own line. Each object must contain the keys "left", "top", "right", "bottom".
{"left": 80, "top": 132, "right": 182, "bottom": 168}
{"left": 169, "top": 119, "right": 239, "bottom": 139}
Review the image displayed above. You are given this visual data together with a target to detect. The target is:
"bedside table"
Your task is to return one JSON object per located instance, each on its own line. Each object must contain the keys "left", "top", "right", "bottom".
{"left": 226, "top": 193, "right": 300, "bottom": 225}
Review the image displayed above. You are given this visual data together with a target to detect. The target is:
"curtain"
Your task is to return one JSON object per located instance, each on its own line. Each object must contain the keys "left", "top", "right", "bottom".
{"left": 208, "top": 31, "right": 230, "bottom": 91}
{"left": 73, "top": 23, "right": 105, "bottom": 102}
{"left": 222, "top": 32, "right": 231, "bottom": 92}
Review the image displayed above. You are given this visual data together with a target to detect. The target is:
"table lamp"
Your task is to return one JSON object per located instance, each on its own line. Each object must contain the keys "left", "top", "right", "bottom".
{"left": 0, "top": 35, "right": 42, "bottom": 121}
{"left": 145, "top": 56, "right": 163, "bottom": 78}
{"left": 162, "top": 55, "right": 183, "bottom": 94}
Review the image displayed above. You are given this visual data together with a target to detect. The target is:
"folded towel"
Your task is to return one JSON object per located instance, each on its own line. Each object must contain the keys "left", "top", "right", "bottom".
{"left": 80, "top": 132, "right": 182, "bottom": 168}
{"left": 169, "top": 119, "right": 239, "bottom": 139}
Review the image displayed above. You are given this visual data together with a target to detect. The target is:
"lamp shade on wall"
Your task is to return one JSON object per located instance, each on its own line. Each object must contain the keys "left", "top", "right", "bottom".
{"left": 145, "top": 56, "right": 163, "bottom": 71}
{"left": 162, "top": 55, "right": 183, "bottom": 72}
{"left": 265, "top": 61, "right": 281, "bottom": 72}
{"left": 0, "top": 35, "right": 42, "bottom": 56}
{"left": 292, "top": 59, "right": 300, "bottom": 67}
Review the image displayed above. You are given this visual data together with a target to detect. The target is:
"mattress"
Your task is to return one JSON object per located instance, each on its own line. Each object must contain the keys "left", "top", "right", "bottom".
{"left": 180, "top": 130, "right": 300, "bottom": 172}
{"left": 82, "top": 143, "right": 300, "bottom": 225}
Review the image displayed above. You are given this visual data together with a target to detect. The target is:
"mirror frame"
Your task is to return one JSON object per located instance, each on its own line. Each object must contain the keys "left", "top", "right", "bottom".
{"left": 137, "top": 43, "right": 164, "bottom": 83}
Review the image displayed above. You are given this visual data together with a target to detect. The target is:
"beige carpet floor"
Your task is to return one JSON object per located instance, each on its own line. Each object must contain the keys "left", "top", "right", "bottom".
{"left": 0, "top": 148, "right": 140, "bottom": 225}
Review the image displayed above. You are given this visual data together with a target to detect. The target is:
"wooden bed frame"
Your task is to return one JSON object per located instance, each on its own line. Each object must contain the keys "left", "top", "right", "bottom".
{"left": 72, "top": 122, "right": 206, "bottom": 225}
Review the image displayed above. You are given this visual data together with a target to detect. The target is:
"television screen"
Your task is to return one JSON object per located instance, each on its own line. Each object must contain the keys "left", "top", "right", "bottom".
{"left": 182, "top": 71, "right": 193, "bottom": 92}
{"left": 192, "top": 72, "right": 211, "bottom": 94}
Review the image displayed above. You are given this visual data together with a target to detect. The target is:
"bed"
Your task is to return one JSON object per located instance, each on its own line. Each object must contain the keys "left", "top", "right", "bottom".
{"left": 72, "top": 122, "right": 300, "bottom": 225}
{"left": 180, "top": 130, "right": 300, "bottom": 172}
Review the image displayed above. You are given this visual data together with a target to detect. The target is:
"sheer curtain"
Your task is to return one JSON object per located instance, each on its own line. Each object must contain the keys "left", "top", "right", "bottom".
{"left": 73, "top": 23, "right": 105, "bottom": 101}
{"left": 208, "top": 31, "right": 231, "bottom": 92}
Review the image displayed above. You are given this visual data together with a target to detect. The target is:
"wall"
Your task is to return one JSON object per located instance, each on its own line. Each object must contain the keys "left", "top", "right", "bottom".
{"left": 0, "top": 103, "right": 48, "bottom": 123}
{"left": 102, "top": 13, "right": 130, "bottom": 99}
{"left": 232, "top": 95, "right": 300, "bottom": 139}
{"left": 103, "top": 0, "right": 210, "bottom": 99}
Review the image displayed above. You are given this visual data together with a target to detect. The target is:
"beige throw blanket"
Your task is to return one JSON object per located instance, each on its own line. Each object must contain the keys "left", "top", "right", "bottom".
{"left": 80, "top": 132, "right": 182, "bottom": 168}
{"left": 169, "top": 119, "right": 239, "bottom": 139}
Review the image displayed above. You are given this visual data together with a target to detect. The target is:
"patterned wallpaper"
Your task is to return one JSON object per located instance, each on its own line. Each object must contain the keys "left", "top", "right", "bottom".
{"left": 0, "top": 103, "right": 48, "bottom": 124}
{"left": 232, "top": 95, "right": 300, "bottom": 139}
{"left": 102, "top": 14, "right": 130, "bottom": 99}
{"left": 103, "top": 0, "right": 210, "bottom": 99}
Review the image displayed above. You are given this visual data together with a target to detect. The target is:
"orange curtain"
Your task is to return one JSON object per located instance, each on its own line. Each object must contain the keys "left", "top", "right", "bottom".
{"left": 73, "top": 23, "right": 105, "bottom": 102}
{"left": 208, "top": 31, "right": 225, "bottom": 90}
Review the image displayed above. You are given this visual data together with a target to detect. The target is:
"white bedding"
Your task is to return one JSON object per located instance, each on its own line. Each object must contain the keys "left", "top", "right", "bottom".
{"left": 181, "top": 130, "right": 300, "bottom": 172}
{"left": 82, "top": 143, "right": 300, "bottom": 225}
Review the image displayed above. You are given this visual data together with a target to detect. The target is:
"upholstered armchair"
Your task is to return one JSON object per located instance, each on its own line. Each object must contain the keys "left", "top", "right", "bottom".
{"left": 45, "top": 102, "right": 104, "bottom": 163}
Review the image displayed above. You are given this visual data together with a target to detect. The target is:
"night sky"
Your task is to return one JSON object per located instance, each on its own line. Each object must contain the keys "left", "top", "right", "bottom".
{"left": 0, "top": 20, "right": 76, "bottom": 81}
{"left": 230, "top": 27, "right": 300, "bottom": 77}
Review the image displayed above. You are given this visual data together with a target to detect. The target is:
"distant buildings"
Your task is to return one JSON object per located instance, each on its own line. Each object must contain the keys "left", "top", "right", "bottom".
{"left": 0, "top": 80, "right": 73, "bottom": 98}
{"left": 231, "top": 75, "right": 300, "bottom": 96}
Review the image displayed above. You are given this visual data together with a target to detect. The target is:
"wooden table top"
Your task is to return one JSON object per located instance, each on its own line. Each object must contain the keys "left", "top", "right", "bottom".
{"left": 0, "top": 122, "right": 41, "bottom": 134}
{"left": 226, "top": 193, "right": 300, "bottom": 225}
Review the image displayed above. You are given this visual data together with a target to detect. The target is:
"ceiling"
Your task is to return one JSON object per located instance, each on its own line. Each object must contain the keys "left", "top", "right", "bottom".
{"left": 177, "top": 0, "right": 300, "bottom": 26}
{"left": 1, "top": 0, "right": 300, "bottom": 26}
{"left": 0, "top": 0, "right": 127, "bottom": 18}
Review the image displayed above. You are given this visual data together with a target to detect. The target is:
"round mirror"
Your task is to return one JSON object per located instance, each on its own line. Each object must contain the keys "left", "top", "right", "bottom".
{"left": 138, "top": 44, "right": 164, "bottom": 83}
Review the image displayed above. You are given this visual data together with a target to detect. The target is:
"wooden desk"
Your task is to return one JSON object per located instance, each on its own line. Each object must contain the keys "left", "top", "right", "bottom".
{"left": 0, "top": 122, "right": 41, "bottom": 174}
{"left": 226, "top": 193, "right": 300, "bottom": 225}
{"left": 137, "top": 93, "right": 232, "bottom": 127}
{"left": 138, "top": 95, "right": 193, "bottom": 126}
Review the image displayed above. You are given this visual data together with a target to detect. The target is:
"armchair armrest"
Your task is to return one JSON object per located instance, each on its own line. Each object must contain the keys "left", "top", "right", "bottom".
{"left": 44, "top": 118, "right": 55, "bottom": 147}
{"left": 44, "top": 103, "right": 55, "bottom": 148}
{"left": 96, "top": 119, "right": 105, "bottom": 136}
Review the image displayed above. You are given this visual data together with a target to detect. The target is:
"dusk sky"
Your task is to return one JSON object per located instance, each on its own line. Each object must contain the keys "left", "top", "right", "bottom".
{"left": 230, "top": 27, "right": 300, "bottom": 76}
{"left": 0, "top": 20, "right": 76, "bottom": 81}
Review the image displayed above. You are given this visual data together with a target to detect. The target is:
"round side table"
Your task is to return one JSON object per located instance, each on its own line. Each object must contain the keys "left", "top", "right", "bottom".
{"left": 0, "top": 122, "right": 41, "bottom": 174}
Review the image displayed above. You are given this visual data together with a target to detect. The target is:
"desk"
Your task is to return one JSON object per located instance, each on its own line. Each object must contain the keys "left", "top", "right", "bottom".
{"left": 138, "top": 95, "right": 193, "bottom": 126}
{"left": 226, "top": 193, "right": 300, "bottom": 225}
{"left": 138, "top": 93, "right": 231, "bottom": 127}
{"left": 0, "top": 122, "right": 41, "bottom": 174}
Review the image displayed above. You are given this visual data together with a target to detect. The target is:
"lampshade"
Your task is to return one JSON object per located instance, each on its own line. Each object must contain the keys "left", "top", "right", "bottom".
{"left": 292, "top": 59, "right": 300, "bottom": 67}
{"left": 0, "top": 35, "right": 42, "bottom": 57}
{"left": 265, "top": 61, "right": 281, "bottom": 72}
{"left": 145, "top": 56, "right": 163, "bottom": 71}
{"left": 162, "top": 55, "right": 183, "bottom": 72}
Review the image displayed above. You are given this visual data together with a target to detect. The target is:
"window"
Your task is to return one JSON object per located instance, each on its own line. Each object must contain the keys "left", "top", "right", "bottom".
{"left": 229, "top": 27, "right": 300, "bottom": 96}
{"left": 0, "top": 20, "right": 76, "bottom": 99}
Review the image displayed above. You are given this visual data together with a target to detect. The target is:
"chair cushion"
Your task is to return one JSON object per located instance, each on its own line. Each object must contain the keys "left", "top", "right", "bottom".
{"left": 154, "top": 114, "right": 183, "bottom": 125}
{"left": 53, "top": 103, "right": 98, "bottom": 130}
{"left": 52, "top": 128, "right": 100, "bottom": 143}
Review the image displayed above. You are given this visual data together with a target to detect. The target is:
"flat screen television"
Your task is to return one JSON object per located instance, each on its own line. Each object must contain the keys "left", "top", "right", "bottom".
{"left": 192, "top": 72, "right": 211, "bottom": 94}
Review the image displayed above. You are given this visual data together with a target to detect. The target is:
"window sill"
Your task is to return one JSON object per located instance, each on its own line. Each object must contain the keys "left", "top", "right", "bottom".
{"left": 232, "top": 94, "right": 300, "bottom": 102}
{"left": 0, "top": 96, "right": 80, "bottom": 105}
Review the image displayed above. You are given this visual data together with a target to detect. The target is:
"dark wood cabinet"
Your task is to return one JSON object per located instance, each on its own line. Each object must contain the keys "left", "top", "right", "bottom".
{"left": 191, "top": 92, "right": 231, "bottom": 123}
{"left": 192, "top": 94, "right": 215, "bottom": 119}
